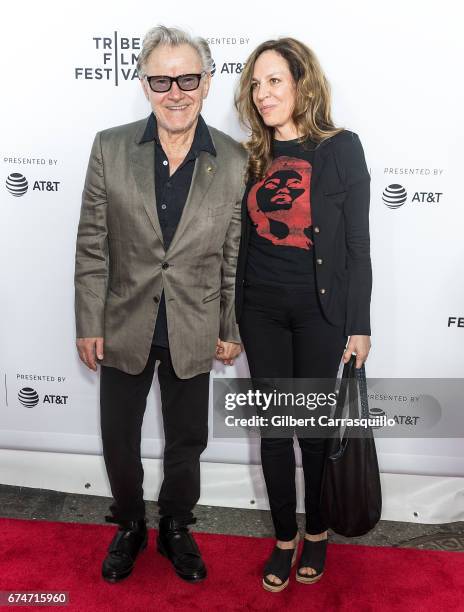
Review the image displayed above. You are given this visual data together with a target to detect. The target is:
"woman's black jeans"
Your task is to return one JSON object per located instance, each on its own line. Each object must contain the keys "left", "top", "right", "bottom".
{"left": 239, "top": 281, "right": 347, "bottom": 541}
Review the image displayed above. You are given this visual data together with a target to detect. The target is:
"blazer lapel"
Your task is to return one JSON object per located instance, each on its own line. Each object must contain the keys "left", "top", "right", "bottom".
{"left": 130, "top": 138, "right": 164, "bottom": 246}
{"left": 167, "top": 151, "right": 217, "bottom": 255}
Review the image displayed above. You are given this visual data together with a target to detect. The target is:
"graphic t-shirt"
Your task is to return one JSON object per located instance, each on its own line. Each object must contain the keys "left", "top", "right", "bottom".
{"left": 245, "top": 138, "right": 316, "bottom": 285}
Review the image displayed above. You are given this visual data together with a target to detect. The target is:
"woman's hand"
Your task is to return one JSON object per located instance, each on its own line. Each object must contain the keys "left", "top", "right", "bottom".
{"left": 342, "top": 335, "right": 371, "bottom": 368}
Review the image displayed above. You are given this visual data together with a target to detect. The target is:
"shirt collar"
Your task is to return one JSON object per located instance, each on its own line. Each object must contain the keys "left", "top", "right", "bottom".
{"left": 139, "top": 112, "right": 216, "bottom": 157}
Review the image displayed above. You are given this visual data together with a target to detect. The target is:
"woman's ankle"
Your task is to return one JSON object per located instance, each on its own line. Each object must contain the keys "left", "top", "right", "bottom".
{"left": 304, "top": 530, "right": 328, "bottom": 541}
{"left": 276, "top": 533, "right": 299, "bottom": 548}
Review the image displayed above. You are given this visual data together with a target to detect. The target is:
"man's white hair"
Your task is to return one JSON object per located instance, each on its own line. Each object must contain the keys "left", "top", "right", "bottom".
{"left": 137, "top": 25, "right": 213, "bottom": 77}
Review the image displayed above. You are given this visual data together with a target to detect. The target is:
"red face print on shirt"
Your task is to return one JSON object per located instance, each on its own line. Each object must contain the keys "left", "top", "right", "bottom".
{"left": 247, "top": 156, "right": 313, "bottom": 250}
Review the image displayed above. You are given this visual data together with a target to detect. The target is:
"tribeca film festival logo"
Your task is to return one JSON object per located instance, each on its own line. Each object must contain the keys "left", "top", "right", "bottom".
{"left": 5, "top": 173, "right": 60, "bottom": 197}
{"left": 75, "top": 33, "right": 141, "bottom": 84}
{"left": 382, "top": 167, "right": 444, "bottom": 209}
{"left": 74, "top": 33, "right": 250, "bottom": 85}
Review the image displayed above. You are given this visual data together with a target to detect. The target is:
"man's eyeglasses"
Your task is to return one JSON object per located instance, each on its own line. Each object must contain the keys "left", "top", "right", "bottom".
{"left": 145, "top": 72, "right": 205, "bottom": 93}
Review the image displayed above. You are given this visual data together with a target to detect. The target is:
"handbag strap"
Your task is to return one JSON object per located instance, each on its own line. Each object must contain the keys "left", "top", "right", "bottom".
{"left": 334, "top": 357, "right": 369, "bottom": 421}
{"left": 333, "top": 355, "right": 357, "bottom": 421}
{"left": 355, "top": 363, "right": 369, "bottom": 419}
{"left": 327, "top": 357, "right": 370, "bottom": 458}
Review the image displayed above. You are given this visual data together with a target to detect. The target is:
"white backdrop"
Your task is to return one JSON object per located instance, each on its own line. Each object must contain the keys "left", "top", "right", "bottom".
{"left": 1, "top": 0, "right": 463, "bottom": 500}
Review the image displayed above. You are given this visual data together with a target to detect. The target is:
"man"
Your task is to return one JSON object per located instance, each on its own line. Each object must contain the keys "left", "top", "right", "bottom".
{"left": 74, "top": 25, "right": 245, "bottom": 583}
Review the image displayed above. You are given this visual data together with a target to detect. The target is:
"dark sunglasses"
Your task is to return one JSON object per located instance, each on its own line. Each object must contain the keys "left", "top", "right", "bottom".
{"left": 145, "top": 72, "right": 205, "bottom": 93}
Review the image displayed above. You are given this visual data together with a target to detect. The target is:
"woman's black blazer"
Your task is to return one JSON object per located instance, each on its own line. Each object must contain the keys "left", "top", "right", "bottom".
{"left": 235, "top": 130, "right": 372, "bottom": 336}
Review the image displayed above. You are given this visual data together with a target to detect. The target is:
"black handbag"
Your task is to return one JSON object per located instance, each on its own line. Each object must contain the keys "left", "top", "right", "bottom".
{"left": 320, "top": 355, "right": 382, "bottom": 537}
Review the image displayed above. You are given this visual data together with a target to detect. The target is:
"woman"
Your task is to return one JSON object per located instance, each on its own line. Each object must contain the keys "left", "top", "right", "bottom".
{"left": 234, "top": 38, "right": 372, "bottom": 592}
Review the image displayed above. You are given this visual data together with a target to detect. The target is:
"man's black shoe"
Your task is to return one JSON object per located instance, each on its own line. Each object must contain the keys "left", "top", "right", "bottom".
{"left": 102, "top": 516, "right": 148, "bottom": 583}
{"left": 157, "top": 516, "right": 206, "bottom": 582}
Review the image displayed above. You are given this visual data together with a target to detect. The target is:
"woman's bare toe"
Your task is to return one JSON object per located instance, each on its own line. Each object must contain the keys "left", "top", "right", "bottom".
{"left": 266, "top": 574, "right": 282, "bottom": 585}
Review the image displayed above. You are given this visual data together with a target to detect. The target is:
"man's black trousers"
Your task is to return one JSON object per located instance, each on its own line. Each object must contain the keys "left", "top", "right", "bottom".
{"left": 100, "top": 345, "right": 210, "bottom": 524}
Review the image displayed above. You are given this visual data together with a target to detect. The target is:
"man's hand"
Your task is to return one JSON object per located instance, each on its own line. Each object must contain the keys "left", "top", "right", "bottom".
{"left": 342, "top": 335, "right": 371, "bottom": 369}
{"left": 76, "top": 337, "right": 104, "bottom": 371}
{"left": 215, "top": 339, "right": 241, "bottom": 366}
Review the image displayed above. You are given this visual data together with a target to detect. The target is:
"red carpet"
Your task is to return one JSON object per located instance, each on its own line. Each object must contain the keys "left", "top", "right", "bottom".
{"left": 0, "top": 517, "right": 462, "bottom": 611}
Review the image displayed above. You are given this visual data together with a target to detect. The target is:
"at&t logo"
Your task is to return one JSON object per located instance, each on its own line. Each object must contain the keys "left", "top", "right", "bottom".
{"left": 210, "top": 58, "right": 246, "bottom": 75}
{"left": 369, "top": 406, "right": 420, "bottom": 426}
{"left": 5, "top": 173, "right": 60, "bottom": 197}
{"left": 382, "top": 184, "right": 407, "bottom": 209}
{"left": 18, "top": 387, "right": 39, "bottom": 407}
{"left": 17, "top": 387, "right": 68, "bottom": 407}
{"left": 382, "top": 183, "right": 443, "bottom": 209}
{"left": 6, "top": 173, "right": 28, "bottom": 197}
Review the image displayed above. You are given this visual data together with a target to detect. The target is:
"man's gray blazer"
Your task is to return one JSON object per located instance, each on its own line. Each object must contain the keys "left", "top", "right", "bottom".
{"left": 74, "top": 115, "right": 247, "bottom": 378}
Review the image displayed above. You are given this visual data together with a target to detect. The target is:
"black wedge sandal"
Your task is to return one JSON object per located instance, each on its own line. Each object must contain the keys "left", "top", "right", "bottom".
{"left": 296, "top": 536, "right": 328, "bottom": 584}
{"left": 262, "top": 543, "right": 299, "bottom": 593}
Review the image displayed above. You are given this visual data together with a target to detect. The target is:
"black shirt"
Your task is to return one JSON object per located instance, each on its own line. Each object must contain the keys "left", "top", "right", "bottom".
{"left": 245, "top": 138, "right": 316, "bottom": 286}
{"left": 139, "top": 113, "right": 216, "bottom": 347}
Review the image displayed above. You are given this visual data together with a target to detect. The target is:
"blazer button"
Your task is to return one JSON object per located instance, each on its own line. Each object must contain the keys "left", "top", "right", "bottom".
{"left": 153, "top": 296, "right": 159, "bottom": 303}
{"left": 314, "top": 226, "right": 320, "bottom": 234}
{"left": 162, "top": 262, "right": 169, "bottom": 270}
{"left": 316, "top": 258, "right": 323, "bottom": 265}
{"left": 320, "top": 288, "right": 326, "bottom": 295}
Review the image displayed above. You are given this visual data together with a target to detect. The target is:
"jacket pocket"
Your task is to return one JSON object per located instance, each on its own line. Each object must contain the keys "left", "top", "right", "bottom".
{"left": 202, "top": 289, "right": 221, "bottom": 303}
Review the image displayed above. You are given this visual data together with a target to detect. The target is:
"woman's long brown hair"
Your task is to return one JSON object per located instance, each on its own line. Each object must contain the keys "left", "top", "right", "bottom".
{"left": 235, "top": 37, "right": 344, "bottom": 182}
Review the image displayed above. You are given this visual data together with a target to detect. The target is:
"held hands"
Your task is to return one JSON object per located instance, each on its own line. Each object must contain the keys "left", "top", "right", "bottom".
{"left": 215, "top": 339, "right": 242, "bottom": 366}
{"left": 76, "top": 337, "right": 104, "bottom": 371}
{"left": 342, "top": 335, "right": 371, "bottom": 369}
